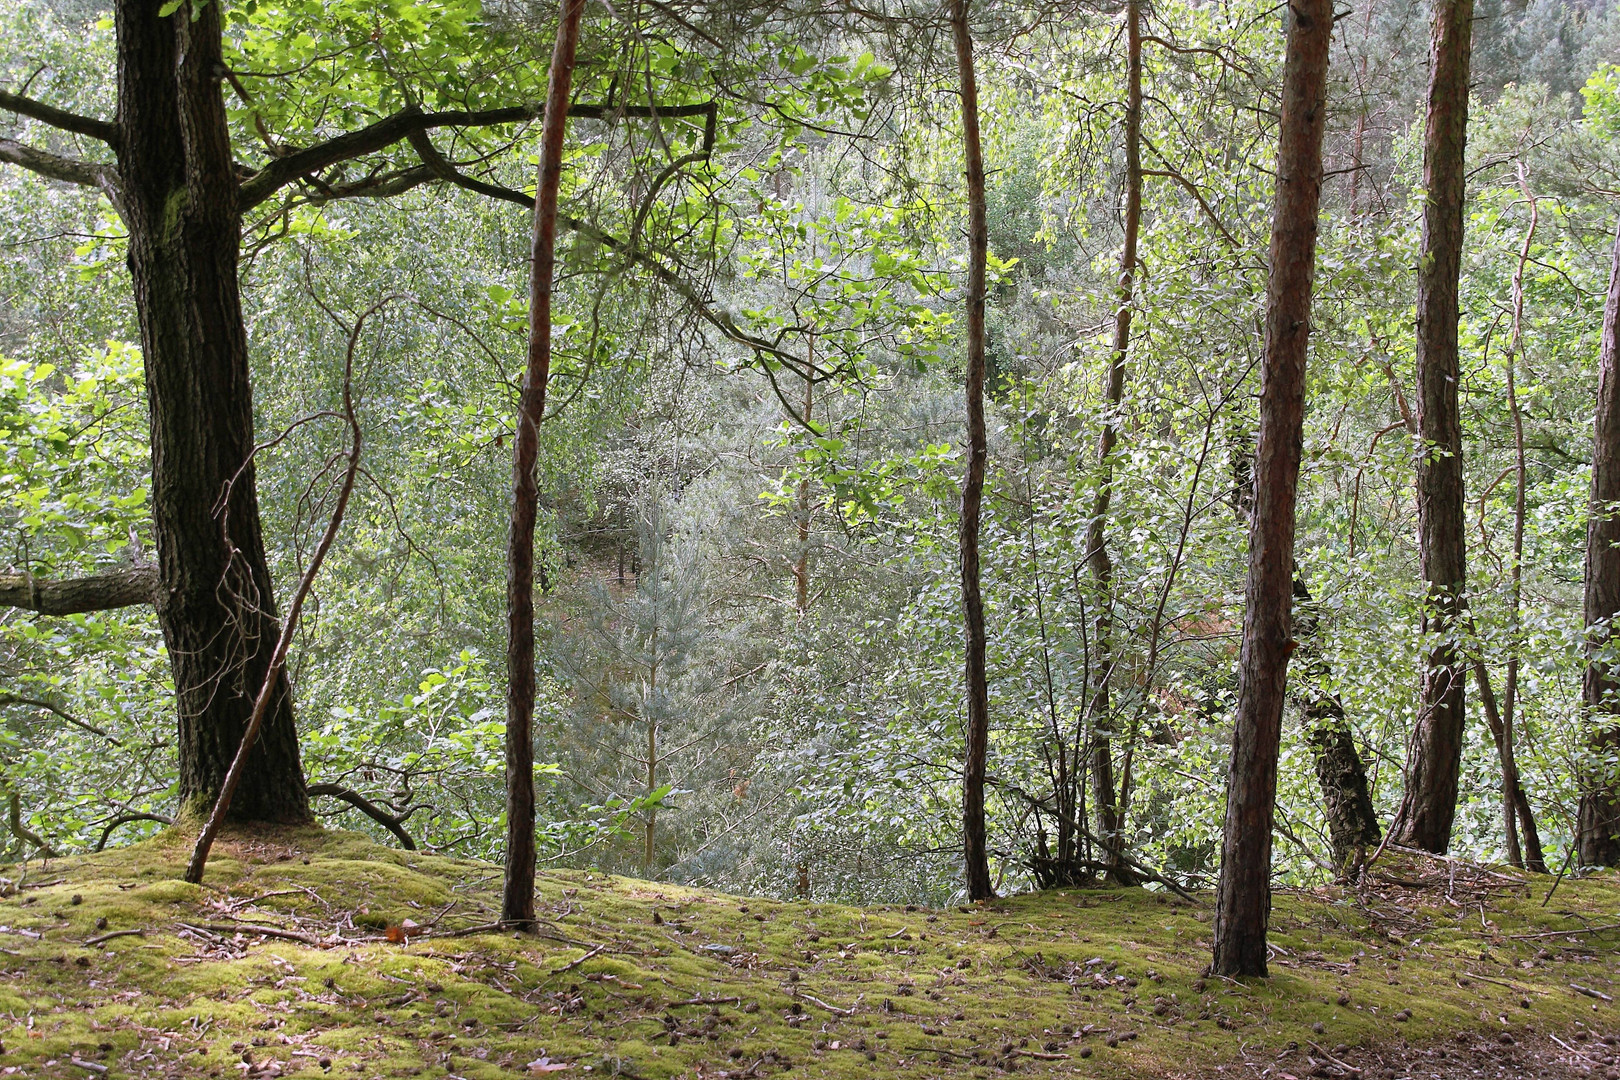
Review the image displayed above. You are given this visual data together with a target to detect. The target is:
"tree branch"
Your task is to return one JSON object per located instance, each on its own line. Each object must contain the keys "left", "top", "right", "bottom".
{"left": 307, "top": 783, "right": 418, "bottom": 850}
{"left": 0, "top": 89, "right": 117, "bottom": 143}
{"left": 0, "top": 566, "right": 156, "bottom": 615}
{"left": 0, "top": 138, "right": 122, "bottom": 213}
{"left": 238, "top": 101, "right": 716, "bottom": 212}
{"left": 401, "top": 133, "right": 818, "bottom": 401}
{"left": 0, "top": 693, "right": 122, "bottom": 745}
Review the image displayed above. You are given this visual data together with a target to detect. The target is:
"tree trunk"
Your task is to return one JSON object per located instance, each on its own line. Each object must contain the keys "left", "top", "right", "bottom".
{"left": 950, "top": 0, "right": 995, "bottom": 903}
{"left": 1292, "top": 577, "right": 1381, "bottom": 875}
{"left": 115, "top": 0, "right": 308, "bottom": 823}
{"left": 1393, "top": 0, "right": 1474, "bottom": 855}
{"left": 1083, "top": 0, "right": 1143, "bottom": 885}
{"left": 503, "top": 0, "right": 586, "bottom": 928}
{"left": 1578, "top": 216, "right": 1620, "bottom": 867}
{"left": 1210, "top": 0, "right": 1332, "bottom": 978}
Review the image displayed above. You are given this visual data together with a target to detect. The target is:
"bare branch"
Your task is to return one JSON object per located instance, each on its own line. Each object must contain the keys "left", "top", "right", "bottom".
{"left": 307, "top": 783, "right": 418, "bottom": 850}
{"left": 0, "top": 566, "right": 156, "bottom": 615}
{"left": 238, "top": 101, "right": 716, "bottom": 212}
{"left": 0, "top": 137, "right": 122, "bottom": 212}
{"left": 0, "top": 89, "right": 117, "bottom": 143}
{"left": 0, "top": 693, "right": 123, "bottom": 745}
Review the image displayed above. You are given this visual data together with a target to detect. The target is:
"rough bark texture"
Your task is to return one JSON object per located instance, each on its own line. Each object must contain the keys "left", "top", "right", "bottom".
{"left": 1292, "top": 577, "right": 1381, "bottom": 873}
{"left": 950, "top": 0, "right": 995, "bottom": 903}
{"left": 0, "top": 567, "right": 156, "bottom": 615}
{"left": 1393, "top": 0, "right": 1474, "bottom": 855}
{"left": 1211, "top": 0, "right": 1332, "bottom": 978}
{"left": 504, "top": 0, "right": 585, "bottom": 929}
{"left": 1080, "top": 0, "right": 1142, "bottom": 886}
{"left": 1579, "top": 217, "right": 1620, "bottom": 867}
{"left": 116, "top": 0, "right": 308, "bottom": 823}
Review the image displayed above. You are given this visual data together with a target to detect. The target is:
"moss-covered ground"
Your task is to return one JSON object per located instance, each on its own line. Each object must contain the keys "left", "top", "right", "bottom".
{"left": 1, "top": 827, "right": 1618, "bottom": 1078}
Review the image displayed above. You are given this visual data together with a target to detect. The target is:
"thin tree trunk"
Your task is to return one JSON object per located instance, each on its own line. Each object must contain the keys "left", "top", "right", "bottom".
{"left": 1578, "top": 216, "right": 1620, "bottom": 867}
{"left": 950, "top": 0, "right": 995, "bottom": 903}
{"left": 1393, "top": 0, "right": 1474, "bottom": 855}
{"left": 1493, "top": 162, "right": 1542, "bottom": 870}
{"left": 794, "top": 340, "right": 814, "bottom": 616}
{"left": 503, "top": 0, "right": 586, "bottom": 930}
{"left": 1292, "top": 577, "right": 1381, "bottom": 875}
{"left": 1083, "top": 0, "right": 1143, "bottom": 883}
{"left": 1211, "top": 0, "right": 1332, "bottom": 978}
{"left": 116, "top": 0, "right": 308, "bottom": 824}
{"left": 1469, "top": 653, "right": 1546, "bottom": 870}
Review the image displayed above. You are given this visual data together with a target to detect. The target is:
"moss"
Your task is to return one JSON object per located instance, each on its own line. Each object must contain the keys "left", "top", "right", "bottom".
{"left": 0, "top": 835, "right": 1617, "bottom": 1077}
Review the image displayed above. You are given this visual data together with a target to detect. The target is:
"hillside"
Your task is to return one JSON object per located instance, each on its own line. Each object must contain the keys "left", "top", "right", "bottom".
{"left": 1, "top": 828, "right": 1619, "bottom": 1079}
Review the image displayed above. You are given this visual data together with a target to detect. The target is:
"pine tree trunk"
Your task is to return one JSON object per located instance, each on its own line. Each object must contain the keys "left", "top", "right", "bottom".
{"left": 115, "top": 0, "right": 308, "bottom": 823}
{"left": 1211, "top": 0, "right": 1332, "bottom": 978}
{"left": 1394, "top": 0, "right": 1474, "bottom": 855}
{"left": 950, "top": 0, "right": 995, "bottom": 903}
{"left": 1578, "top": 216, "right": 1620, "bottom": 867}
{"left": 504, "top": 0, "right": 586, "bottom": 928}
{"left": 1292, "top": 578, "right": 1381, "bottom": 874}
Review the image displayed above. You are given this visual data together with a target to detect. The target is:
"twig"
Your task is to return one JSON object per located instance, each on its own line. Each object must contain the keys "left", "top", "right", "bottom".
{"left": 1307, "top": 1041, "right": 1362, "bottom": 1075}
{"left": 68, "top": 1058, "right": 108, "bottom": 1074}
{"left": 85, "top": 928, "right": 145, "bottom": 946}
{"left": 1571, "top": 983, "right": 1613, "bottom": 1002}
{"left": 548, "top": 942, "right": 607, "bottom": 975}
{"left": 665, "top": 996, "right": 741, "bottom": 1007}
{"left": 800, "top": 992, "right": 859, "bottom": 1016}
{"left": 178, "top": 921, "right": 329, "bottom": 946}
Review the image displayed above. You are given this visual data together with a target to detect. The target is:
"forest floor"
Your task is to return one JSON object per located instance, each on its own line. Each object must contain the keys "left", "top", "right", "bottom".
{"left": 1, "top": 827, "right": 1619, "bottom": 1079}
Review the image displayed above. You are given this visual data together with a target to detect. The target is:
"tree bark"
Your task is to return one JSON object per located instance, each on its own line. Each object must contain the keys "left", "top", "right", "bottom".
{"left": 1392, "top": 0, "right": 1474, "bottom": 855}
{"left": 1578, "top": 216, "right": 1620, "bottom": 867}
{"left": 950, "top": 0, "right": 995, "bottom": 903}
{"left": 1292, "top": 577, "right": 1381, "bottom": 875}
{"left": 1211, "top": 0, "right": 1332, "bottom": 978}
{"left": 1081, "top": 0, "right": 1143, "bottom": 885}
{"left": 504, "top": 0, "right": 586, "bottom": 929}
{"left": 116, "top": 0, "right": 308, "bottom": 824}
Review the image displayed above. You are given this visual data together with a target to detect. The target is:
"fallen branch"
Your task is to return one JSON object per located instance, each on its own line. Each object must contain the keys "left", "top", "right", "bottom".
{"left": 1571, "top": 983, "right": 1613, "bottom": 1002}
{"left": 85, "top": 928, "right": 146, "bottom": 946}
{"left": 799, "top": 992, "right": 859, "bottom": 1016}
{"left": 178, "top": 921, "right": 329, "bottom": 947}
{"left": 549, "top": 942, "right": 607, "bottom": 975}
{"left": 1307, "top": 1040, "right": 1363, "bottom": 1075}
{"left": 665, "top": 996, "right": 741, "bottom": 1007}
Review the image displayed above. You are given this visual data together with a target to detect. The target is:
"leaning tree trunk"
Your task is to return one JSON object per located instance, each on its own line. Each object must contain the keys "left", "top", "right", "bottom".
{"left": 1292, "top": 577, "right": 1381, "bottom": 874}
{"left": 950, "top": 0, "right": 995, "bottom": 903}
{"left": 1393, "top": 0, "right": 1474, "bottom": 855}
{"left": 1083, "top": 0, "right": 1143, "bottom": 885}
{"left": 1578, "top": 216, "right": 1620, "bottom": 867}
{"left": 1211, "top": 0, "right": 1332, "bottom": 979}
{"left": 503, "top": 0, "right": 586, "bottom": 928}
{"left": 116, "top": 0, "right": 308, "bottom": 823}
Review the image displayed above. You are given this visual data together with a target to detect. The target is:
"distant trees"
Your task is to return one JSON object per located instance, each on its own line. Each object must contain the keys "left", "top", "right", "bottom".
{"left": 1211, "top": 0, "right": 1334, "bottom": 978}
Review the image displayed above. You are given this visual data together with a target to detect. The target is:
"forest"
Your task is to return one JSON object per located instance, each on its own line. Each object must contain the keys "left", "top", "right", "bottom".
{"left": 3, "top": 0, "right": 1620, "bottom": 1074}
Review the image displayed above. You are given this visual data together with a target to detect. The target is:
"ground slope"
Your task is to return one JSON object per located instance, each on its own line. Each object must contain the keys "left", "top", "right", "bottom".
{"left": 1, "top": 827, "right": 1619, "bottom": 1079}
